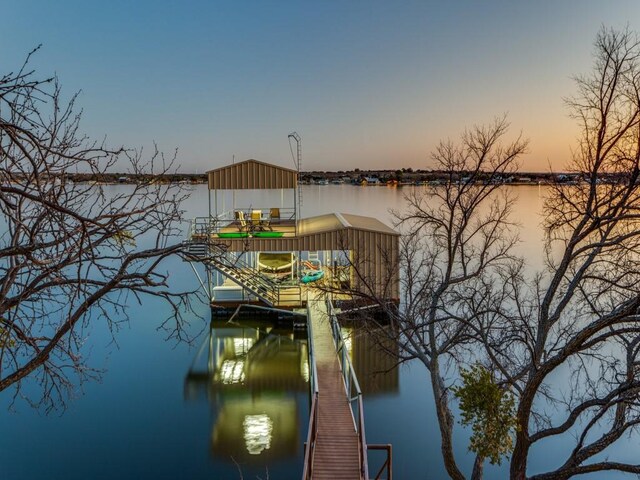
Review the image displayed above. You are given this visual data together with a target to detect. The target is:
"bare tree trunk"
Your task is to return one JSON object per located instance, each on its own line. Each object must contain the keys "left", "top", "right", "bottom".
{"left": 510, "top": 437, "right": 529, "bottom": 480}
{"left": 471, "top": 455, "right": 485, "bottom": 480}
{"left": 431, "top": 361, "right": 466, "bottom": 480}
{"left": 510, "top": 381, "right": 538, "bottom": 479}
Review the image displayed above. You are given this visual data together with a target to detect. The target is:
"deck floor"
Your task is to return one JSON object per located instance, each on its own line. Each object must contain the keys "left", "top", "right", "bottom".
{"left": 218, "top": 220, "right": 297, "bottom": 236}
{"left": 307, "top": 297, "right": 361, "bottom": 479}
{"left": 212, "top": 273, "right": 350, "bottom": 308}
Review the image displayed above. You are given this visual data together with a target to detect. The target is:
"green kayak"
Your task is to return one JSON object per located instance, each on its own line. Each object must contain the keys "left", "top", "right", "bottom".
{"left": 217, "top": 232, "right": 249, "bottom": 238}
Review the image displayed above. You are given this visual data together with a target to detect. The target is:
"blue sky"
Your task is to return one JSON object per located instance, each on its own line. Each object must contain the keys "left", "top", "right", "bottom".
{"left": 2, "top": 1, "right": 639, "bottom": 171}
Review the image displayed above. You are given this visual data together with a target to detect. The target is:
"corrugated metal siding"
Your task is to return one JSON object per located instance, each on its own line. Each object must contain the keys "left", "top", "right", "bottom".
{"left": 216, "top": 227, "right": 399, "bottom": 299}
{"left": 208, "top": 160, "right": 297, "bottom": 190}
{"left": 349, "top": 228, "right": 400, "bottom": 300}
{"left": 220, "top": 238, "right": 298, "bottom": 252}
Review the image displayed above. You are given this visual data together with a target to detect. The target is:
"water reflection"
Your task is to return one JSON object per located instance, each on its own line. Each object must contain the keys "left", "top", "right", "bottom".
{"left": 212, "top": 396, "right": 297, "bottom": 461}
{"left": 339, "top": 313, "right": 399, "bottom": 399}
{"left": 184, "top": 317, "right": 309, "bottom": 466}
{"left": 341, "top": 322, "right": 400, "bottom": 396}
{"left": 182, "top": 309, "right": 402, "bottom": 475}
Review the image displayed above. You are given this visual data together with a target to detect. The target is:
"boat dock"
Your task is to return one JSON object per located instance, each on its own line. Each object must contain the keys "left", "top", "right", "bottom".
{"left": 304, "top": 297, "right": 362, "bottom": 478}
{"left": 182, "top": 158, "right": 396, "bottom": 478}
{"left": 302, "top": 295, "right": 392, "bottom": 479}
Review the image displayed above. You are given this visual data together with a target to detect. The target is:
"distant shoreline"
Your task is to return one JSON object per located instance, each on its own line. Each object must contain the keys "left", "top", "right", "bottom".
{"left": 56, "top": 170, "right": 599, "bottom": 186}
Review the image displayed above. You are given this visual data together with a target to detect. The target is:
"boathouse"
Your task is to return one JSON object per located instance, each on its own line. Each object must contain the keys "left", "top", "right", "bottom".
{"left": 185, "top": 159, "right": 400, "bottom": 308}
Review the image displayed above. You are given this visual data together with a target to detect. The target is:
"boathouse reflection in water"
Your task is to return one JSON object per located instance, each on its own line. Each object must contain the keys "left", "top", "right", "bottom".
{"left": 183, "top": 313, "right": 399, "bottom": 469}
{"left": 340, "top": 323, "right": 399, "bottom": 396}
{"left": 184, "top": 317, "right": 308, "bottom": 464}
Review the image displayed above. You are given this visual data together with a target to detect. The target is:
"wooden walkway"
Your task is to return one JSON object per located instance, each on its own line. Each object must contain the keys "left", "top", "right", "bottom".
{"left": 307, "top": 298, "right": 362, "bottom": 479}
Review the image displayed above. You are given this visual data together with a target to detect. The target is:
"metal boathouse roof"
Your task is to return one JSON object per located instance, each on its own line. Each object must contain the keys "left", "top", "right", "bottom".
{"left": 207, "top": 159, "right": 298, "bottom": 190}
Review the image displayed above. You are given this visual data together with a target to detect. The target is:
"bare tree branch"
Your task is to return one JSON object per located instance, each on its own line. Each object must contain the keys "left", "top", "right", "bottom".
{"left": 0, "top": 49, "right": 202, "bottom": 411}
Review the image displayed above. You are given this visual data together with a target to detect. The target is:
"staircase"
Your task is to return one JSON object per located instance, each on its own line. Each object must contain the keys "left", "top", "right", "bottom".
{"left": 210, "top": 254, "right": 280, "bottom": 307}
{"left": 182, "top": 239, "right": 299, "bottom": 307}
{"left": 183, "top": 240, "right": 209, "bottom": 258}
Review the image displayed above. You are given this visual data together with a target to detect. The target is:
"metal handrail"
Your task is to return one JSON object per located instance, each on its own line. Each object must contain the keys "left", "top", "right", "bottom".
{"left": 368, "top": 444, "right": 393, "bottom": 480}
{"left": 306, "top": 300, "right": 319, "bottom": 394}
{"left": 302, "top": 299, "right": 320, "bottom": 479}
{"left": 222, "top": 253, "right": 304, "bottom": 306}
{"left": 188, "top": 217, "right": 304, "bottom": 305}
{"left": 302, "top": 392, "right": 319, "bottom": 479}
{"left": 216, "top": 252, "right": 280, "bottom": 298}
{"left": 190, "top": 209, "right": 297, "bottom": 234}
{"left": 189, "top": 216, "right": 217, "bottom": 237}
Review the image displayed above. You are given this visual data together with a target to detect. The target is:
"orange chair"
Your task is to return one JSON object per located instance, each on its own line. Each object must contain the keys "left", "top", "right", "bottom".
{"left": 270, "top": 207, "right": 281, "bottom": 223}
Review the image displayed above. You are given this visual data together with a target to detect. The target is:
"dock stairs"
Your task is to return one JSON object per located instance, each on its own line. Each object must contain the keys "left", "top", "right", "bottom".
{"left": 183, "top": 240, "right": 209, "bottom": 258}
{"left": 182, "top": 240, "right": 280, "bottom": 307}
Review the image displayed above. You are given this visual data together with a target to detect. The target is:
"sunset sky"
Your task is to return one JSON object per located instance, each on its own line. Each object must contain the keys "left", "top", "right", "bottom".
{"left": 2, "top": 1, "right": 639, "bottom": 172}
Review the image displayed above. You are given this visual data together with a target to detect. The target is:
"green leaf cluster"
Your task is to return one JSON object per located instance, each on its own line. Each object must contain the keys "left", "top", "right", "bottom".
{"left": 112, "top": 229, "right": 136, "bottom": 247}
{"left": 452, "top": 364, "right": 518, "bottom": 465}
{"left": 0, "top": 326, "right": 16, "bottom": 348}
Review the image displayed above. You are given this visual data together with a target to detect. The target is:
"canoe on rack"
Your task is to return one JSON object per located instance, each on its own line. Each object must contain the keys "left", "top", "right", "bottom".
{"left": 217, "top": 231, "right": 284, "bottom": 239}
{"left": 257, "top": 252, "right": 295, "bottom": 273}
{"left": 252, "top": 231, "right": 284, "bottom": 238}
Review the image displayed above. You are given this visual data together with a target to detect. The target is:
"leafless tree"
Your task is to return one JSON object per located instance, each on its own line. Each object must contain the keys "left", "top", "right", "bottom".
{"left": 0, "top": 47, "right": 199, "bottom": 411}
{"left": 339, "top": 27, "right": 640, "bottom": 480}
{"left": 323, "top": 115, "right": 527, "bottom": 480}
{"left": 394, "top": 117, "right": 527, "bottom": 480}
{"left": 501, "top": 26, "right": 640, "bottom": 479}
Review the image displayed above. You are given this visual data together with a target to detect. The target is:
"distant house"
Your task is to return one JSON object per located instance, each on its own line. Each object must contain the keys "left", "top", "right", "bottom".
{"left": 363, "top": 176, "right": 381, "bottom": 185}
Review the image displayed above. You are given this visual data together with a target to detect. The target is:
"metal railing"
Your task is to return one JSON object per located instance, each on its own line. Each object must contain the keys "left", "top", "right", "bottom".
{"left": 226, "top": 252, "right": 302, "bottom": 306}
{"left": 214, "top": 252, "right": 282, "bottom": 305}
{"left": 326, "top": 299, "right": 392, "bottom": 480}
{"left": 189, "top": 209, "right": 297, "bottom": 235}
{"left": 302, "top": 300, "right": 320, "bottom": 480}
{"left": 183, "top": 230, "right": 303, "bottom": 306}
{"left": 189, "top": 216, "right": 217, "bottom": 237}
{"left": 368, "top": 444, "right": 393, "bottom": 480}
{"left": 326, "top": 299, "right": 369, "bottom": 479}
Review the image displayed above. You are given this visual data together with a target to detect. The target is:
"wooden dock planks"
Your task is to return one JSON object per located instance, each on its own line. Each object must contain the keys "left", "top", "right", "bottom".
{"left": 308, "top": 299, "right": 362, "bottom": 479}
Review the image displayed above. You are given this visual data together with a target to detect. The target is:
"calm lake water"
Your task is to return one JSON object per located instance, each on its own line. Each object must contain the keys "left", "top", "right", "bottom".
{"left": 0, "top": 184, "right": 635, "bottom": 479}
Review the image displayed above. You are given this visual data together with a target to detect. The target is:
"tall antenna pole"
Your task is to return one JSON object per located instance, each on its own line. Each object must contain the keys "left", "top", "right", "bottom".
{"left": 288, "top": 132, "right": 302, "bottom": 235}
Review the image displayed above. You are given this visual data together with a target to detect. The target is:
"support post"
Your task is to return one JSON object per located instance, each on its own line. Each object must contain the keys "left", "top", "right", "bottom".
{"left": 207, "top": 267, "right": 213, "bottom": 302}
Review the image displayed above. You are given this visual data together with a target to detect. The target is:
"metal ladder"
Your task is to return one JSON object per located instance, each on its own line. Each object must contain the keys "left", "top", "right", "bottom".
{"left": 289, "top": 132, "right": 303, "bottom": 211}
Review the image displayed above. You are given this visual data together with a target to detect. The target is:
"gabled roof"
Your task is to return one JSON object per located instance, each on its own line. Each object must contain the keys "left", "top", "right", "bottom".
{"left": 207, "top": 159, "right": 297, "bottom": 190}
{"left": 297, "top": 213, "right": 399, "bottom": 236}
{"left": 339, "top": 213, "right": 399, "bottom": 235}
